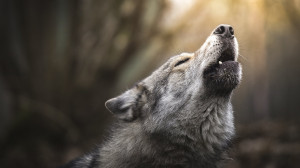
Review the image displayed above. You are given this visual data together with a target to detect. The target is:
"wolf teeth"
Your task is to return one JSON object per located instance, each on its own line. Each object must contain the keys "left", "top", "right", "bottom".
{"left": 219, "top": 61, "right": 222, "bottom": 64}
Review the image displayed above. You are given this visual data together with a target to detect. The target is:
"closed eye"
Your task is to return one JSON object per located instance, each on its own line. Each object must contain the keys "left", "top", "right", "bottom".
{"left": 174, "top": 58, "right": 190, "bottom": 67}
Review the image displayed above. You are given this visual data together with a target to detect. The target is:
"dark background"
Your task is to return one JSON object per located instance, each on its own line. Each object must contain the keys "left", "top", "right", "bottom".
{"left": 1, "top": 0, "right": 300, "bottom": 167}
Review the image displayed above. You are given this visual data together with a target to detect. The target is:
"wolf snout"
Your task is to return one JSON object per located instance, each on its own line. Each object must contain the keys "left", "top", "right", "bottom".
{"left": 213, "top": 24, "right": 234, "bottom": 39}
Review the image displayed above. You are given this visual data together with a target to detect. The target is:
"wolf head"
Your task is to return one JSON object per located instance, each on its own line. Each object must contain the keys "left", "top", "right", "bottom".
{"left": 105, "top": 24, "right": 242, "bottom": 150}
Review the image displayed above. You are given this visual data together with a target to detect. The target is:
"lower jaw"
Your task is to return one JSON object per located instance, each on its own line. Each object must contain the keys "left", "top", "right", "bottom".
{"left": 203, "top": 61, "right": 241, "bottom": 96}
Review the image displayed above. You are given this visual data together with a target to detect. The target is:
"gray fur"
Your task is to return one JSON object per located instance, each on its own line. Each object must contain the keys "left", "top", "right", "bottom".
{"left": 63, "top": 24, "right": 242, "bottom": 168}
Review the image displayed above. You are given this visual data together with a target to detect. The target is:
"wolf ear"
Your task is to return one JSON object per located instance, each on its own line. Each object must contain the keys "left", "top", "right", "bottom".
{"left": 105, "top": 85, "right": 146, "bottom": 121}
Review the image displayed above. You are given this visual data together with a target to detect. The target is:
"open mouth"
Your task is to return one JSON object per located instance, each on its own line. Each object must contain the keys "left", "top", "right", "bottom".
{"left": 217, "top": 47, "right": 235, "bottom": 65}
{"left": 203, "top": 47, "right": 238, "bottom": 77}
{"left": 203, "top": 46, "right": 241, "bottom": 94}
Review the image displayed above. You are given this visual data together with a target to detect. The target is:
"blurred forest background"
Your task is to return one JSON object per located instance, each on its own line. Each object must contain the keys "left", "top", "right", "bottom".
{"left": 1, "top": 0, "right": 300, "bottom": 167}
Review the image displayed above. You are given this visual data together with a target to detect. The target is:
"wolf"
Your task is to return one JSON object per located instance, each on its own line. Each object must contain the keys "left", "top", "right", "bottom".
{"left": 62, "top": 24, "right": 242, "bottom": 168}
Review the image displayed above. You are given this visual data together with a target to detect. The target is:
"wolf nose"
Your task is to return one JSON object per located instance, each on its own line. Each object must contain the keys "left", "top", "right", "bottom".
{"left": 213, "top": 24, "right": 234, "bottom": 38}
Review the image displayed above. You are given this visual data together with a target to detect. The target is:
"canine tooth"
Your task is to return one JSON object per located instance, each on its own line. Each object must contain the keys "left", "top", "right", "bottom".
{"left": 219, "top": 61, "right": 222, "bottom": 64}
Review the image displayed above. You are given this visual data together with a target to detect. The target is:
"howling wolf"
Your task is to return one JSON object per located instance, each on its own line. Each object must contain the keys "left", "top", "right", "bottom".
{"left": 63, "top": 24, "right": 242, "bottom": 168}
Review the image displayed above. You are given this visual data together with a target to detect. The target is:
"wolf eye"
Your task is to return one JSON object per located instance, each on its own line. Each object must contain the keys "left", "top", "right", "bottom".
{"left": 174, "top": 58, "right": 190, "bottom": 67}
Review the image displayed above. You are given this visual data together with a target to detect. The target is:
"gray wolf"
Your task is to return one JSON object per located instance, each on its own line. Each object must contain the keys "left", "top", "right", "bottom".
{"left": 62, "top": 24, "right": 242, "bottom": 168}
